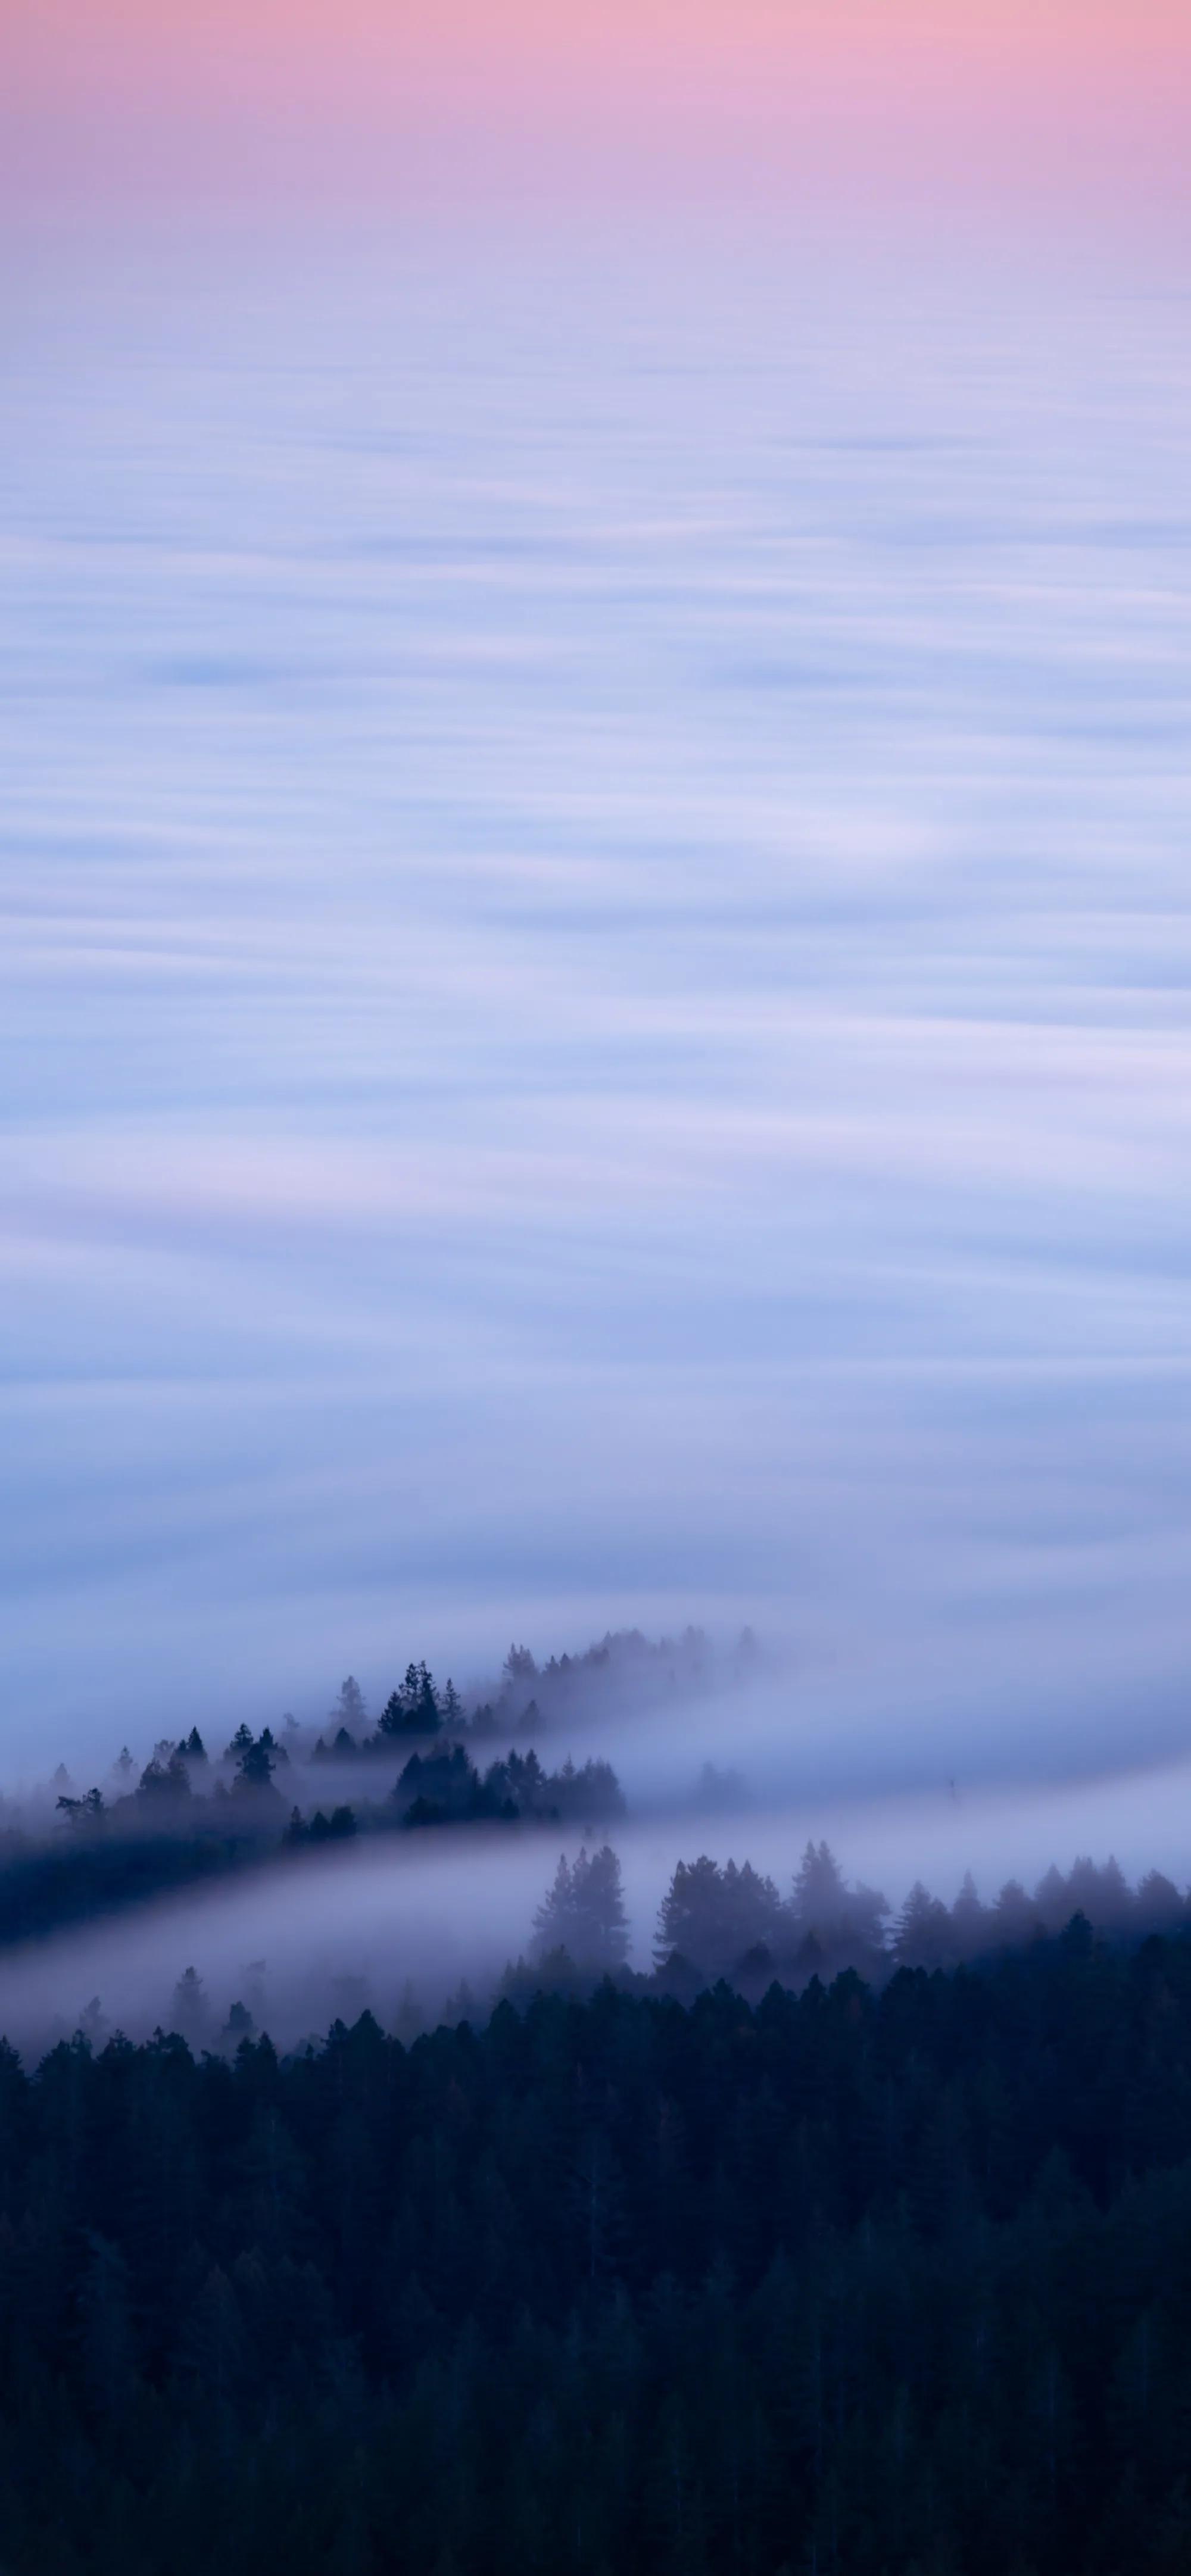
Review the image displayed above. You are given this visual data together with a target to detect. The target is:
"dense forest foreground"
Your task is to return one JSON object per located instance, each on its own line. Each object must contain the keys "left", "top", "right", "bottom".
{"left": 3, "top": 1923, "right": 1191, "bottom": 2574}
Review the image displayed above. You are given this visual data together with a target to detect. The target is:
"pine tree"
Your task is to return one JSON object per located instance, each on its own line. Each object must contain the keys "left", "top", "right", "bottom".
{"left": 170, "top": 1966, "right": 211, "bottom": 2045}
{"left": 893, "top": 1881, "right": 953, "bottom": 1970}
{"left": 952, "top": 1869, "right": 988, "bottom": 1953}
{"left": 338, "top": 1676, "right": 367, "bottom": 1729}
{"left": 534, "top": 1846, "right": 629, "bottom": 1969}
{"left": 791, "top": 1839, "right": 847, "bottom": 1935}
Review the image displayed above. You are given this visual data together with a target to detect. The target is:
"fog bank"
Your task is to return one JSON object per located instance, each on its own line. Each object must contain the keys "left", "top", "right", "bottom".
{"left": 7, "top": 1745, "right": 1191, "bottom": 2059}
{"left": 3, "top": 236, "right": 1190, "bottom": 1799}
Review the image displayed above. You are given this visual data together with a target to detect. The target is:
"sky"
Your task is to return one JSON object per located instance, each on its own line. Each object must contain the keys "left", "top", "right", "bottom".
{"left": 2, "top": 4, "right": 1191, "bottom": 1802}
{"left": 4, "top": 1, "right": 1191, "bottom": 238}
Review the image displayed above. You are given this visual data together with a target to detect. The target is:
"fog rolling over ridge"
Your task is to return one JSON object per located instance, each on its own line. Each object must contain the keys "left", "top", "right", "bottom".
{"left": 5, "top": 1626, "right": 1191, "bottom": 2056}
{"left": 4, "top": 235, "right": 1191, "bottom": 1799}
{"left": 7, "top": 1755, "right": 1191, "bottom": 2060}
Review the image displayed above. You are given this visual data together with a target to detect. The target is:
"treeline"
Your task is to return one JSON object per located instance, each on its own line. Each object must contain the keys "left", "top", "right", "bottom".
{"left": 60, "top": 1706, "right": 618, "bottom": 1828}
{"left": 0, "top": 1743, "right": 625, "bottom": 1954}
{"left": 49, "top": 1662, "right": 485, "bottom": 1827}
{"left": 7, "top": 1925, "right": 1191, "bottom": 2571}
{"left": 314, "top": 1629, "right": 717, "bottom": 1748}
{"left": 646, "top": 1842, "right": 1190, "bottom": 1990}
{"left": 289, "top": 1747, "right": 625, "bottom": 1842}
{"left": 0, "top": 1622, "right": 729, "bottom": 1951}
{"left": 39, "top": 1622, "right": 726, "bottom": 1828}
{"left": 512, "top": 1842, "right": 1191, "bottom": 2001}
{"left": 22, "top": 1628, "right": 689, "bottom": 1854}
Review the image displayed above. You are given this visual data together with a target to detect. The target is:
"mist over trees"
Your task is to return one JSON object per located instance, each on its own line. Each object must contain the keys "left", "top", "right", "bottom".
{"left": 29, "top": 1625, "right": 726, "bottom": 1835}
{"left": 8, "top": 1631, "right": 1191, "bottom": 2568}
{"left": 653, "top": 1840, "right": 888, "bottom": 1987}
{"left": 0, "top": 1637, "right": 644, "bottom": 1951}
{"left": 531, "top": 1844, "right": 630, "bottom": 1971}
{"left": 634, "top": 1842, "right": 1191, "bottom": 1998}
{"left": 9, "top": 1628, "right": 1191, "bottom": 2051}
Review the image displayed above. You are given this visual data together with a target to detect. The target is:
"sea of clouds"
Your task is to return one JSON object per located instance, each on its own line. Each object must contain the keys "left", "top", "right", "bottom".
{"left": 2, "top": 229, "right": 1190, "bottom": 1805}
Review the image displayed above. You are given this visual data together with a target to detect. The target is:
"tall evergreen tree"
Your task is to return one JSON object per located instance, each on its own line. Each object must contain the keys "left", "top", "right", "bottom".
{"left": 534, "top": 1844, "right": 629, "bottom": 1968}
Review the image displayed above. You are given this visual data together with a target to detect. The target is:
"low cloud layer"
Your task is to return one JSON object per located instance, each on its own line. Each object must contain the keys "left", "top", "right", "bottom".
{"left": 2, "top": 241, "right": 1190, "bottom": 1803}
{"left": 7, "top": 1749, "right": 1191, "bottom": 2060}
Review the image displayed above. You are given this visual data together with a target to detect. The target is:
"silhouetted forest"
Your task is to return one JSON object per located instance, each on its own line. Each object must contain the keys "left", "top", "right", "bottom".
{"left": 0, "top": 1644, "right": 636, "bottom": 1950}
{"left": 496, "top": 1843, "right": 1191, "bottom": 2021}
{"left": 5, "top": 1621, "right": 1186, "bottom": 1993}
{"left": 640, "top": 1843, "right": 1189, "bottom": 1992}
{"left": 7, "top": 1921, "right": 1191, "bottom": 2572}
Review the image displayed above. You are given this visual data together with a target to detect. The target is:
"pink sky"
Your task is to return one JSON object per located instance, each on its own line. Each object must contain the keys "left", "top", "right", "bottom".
{"left": 4, "top": 1, "right": 1190, "bottom": 234}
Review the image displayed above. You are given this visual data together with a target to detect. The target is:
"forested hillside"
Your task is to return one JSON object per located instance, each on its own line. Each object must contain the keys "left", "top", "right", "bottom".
{"left": 4, "top": 1922, "right": 1191, "bottom": 2572}
{"left": 0, "top": 1633, "right": 690, "bottom": 1951}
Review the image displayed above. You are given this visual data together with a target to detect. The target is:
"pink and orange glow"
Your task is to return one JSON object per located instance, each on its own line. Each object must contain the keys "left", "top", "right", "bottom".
{"left": 5, "top": 0, "right": 1190, "bottom": 235}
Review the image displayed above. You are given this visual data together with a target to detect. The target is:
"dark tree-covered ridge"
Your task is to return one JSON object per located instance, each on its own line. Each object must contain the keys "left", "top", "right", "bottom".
{"left": 0, "top": 1622, "right": 718, "bottom": 1950}
{"left": 5, "top": 1924, "right": 1191, "bottom": 2571}
{"left": 33, "top": 1623, "right": 731, "bottom": 1831}
{"left": 641, "top": 1843, "right": 1190, "bottom": 1993}
{"left": 0, "top": 1744, "right": 626, "bottom": 1953}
